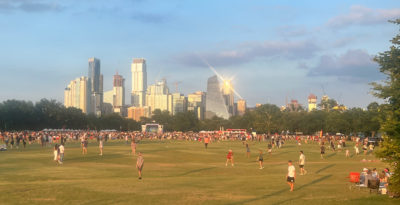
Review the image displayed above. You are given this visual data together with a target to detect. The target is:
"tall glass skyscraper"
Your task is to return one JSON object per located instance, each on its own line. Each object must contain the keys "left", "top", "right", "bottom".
{"left": 206, "top": 75, "right": 229, "bottom": 119}
{"left": 131, "top": 58, "right": 147, "bottom": 107}
{"left": 88, "top": 58, "right": 103, "bottom": 115}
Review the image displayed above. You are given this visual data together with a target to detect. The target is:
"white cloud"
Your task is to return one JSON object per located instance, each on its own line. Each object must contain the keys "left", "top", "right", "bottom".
{"left": 327, "top": 5, "right": 400, "bottom": 28}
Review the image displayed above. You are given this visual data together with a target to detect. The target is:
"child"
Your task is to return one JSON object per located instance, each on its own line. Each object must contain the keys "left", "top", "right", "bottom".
{"left": 245, "top": 144, "right": 250, "bottom": 158}
{"left": 226, "top": 150, "right": 234, "bottom": 166}
{"left": 346, "top": 149, "right": 350, "bottom": 158}
{"left": 256, "top": 150, "right": 264, "bottom": 169}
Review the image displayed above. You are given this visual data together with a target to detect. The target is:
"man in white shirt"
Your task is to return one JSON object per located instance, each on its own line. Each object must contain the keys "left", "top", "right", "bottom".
{"left": 58, "top": 143, "right": 65, "bottom": 164}
{"left": 299, "top": 151, "right": 307, "bottom": 175}
{"left": 287, "top": 160, "right": 296, "bottom": 191}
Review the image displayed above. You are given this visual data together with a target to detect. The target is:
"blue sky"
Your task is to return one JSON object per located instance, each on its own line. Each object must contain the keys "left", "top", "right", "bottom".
{"left": 1, "top": 0, "right": 399, "bottom": 109}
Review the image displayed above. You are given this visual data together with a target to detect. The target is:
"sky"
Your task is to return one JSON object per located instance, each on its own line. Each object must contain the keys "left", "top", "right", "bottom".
{"left": 0, "top": 0, "right": 399, "bottom": 109}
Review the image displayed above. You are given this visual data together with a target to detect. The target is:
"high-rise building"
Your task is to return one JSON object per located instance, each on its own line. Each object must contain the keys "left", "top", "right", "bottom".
{"left": 237, "top": 99, "right": 246, "bottom": 116}
{"left": 172, "top": 93, "right": 187, "bottom": 115}
{"left": 222, "top": 80, "right": 234, "bottom": 116}
{"left": 206, "top": 75, "right": 229, "bottom": 119}
{"left": 308, "top": 94, "right": 317, "bottom": 111}
{"left": 188, "top": 91, "right": 206, "bottom": 120}
{"left": 88, "top": 58, "right": 103, "bottom": 115}
{"left": 103, "top": 72, "right": 126, "bottom": 117}
{"left": 64, "top": 76, "right": 92, "bottom": 114}
{"left": 131, "top": 58, "right": 147, "bottom": 107}
{"left": 146, "top": 80, "right": 173, "bottom": 114}
{"left": 127, "top": 106, "right": 151, "bottom": 121}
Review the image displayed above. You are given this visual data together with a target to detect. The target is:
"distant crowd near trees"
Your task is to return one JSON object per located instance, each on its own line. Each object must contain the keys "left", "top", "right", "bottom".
{"left": 0, "top": 98, "right": 383, "bottom": 136}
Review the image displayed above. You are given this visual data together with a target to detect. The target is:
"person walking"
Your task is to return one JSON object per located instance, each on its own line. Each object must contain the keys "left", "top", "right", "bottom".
{"left": 82, "top": 138, "right": 88, "bottom": 155}
{"left": 204, "top": 136, "right": 210, "bottom": 148}
{"left": 10, "top": 136, "right": 14, "bottom": 150}
{"left": 256, "top": 150, "right": 264, "bottom": 169}
{"left": 268, "top": 142, "right": 272, "bottom": 157}
{"left": 131, "top": 139, "right": 137, "bottom": 155}
{"left": 287, "top": 160, "right": 296, "bottom": 191}
{"left": 136, "top": 152, "right": 144, "bottom": 179}
{"left": 346, "top": 149, "right": 350, "bottom": 158}
{"left": 226, "top": 150, "right": 234, "bottom": 166}
{"left": 299, "top": 151, "right": 307, "bottom": 175}
{"left": 58, "top": 143, "right": 65, "bottom": 164}
{"left": 245, "top": 144, "right": 250, "bottom": 158}
{"left": 53, "top": 144, "right": 59, "bottom": 161}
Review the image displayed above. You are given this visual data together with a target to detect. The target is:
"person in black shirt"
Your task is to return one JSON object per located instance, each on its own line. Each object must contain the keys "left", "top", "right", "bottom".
{"left": 320, "top": 144, "right": 325, "bottom": 159}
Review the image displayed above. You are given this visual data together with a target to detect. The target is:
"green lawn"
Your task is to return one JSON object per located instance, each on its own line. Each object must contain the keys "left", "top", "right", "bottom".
{"left": 0, "top": 139, "right": 398, "bottom": 205}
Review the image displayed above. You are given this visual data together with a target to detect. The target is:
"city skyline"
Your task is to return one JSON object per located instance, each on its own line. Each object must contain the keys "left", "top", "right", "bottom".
{"left": 1, "top": 1, "right": 399, "bottom": 109}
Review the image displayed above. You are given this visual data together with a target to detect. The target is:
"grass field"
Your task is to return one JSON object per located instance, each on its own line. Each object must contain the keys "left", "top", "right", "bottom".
{"left": 0, "top": 138, "right": 399, "bottom": 205}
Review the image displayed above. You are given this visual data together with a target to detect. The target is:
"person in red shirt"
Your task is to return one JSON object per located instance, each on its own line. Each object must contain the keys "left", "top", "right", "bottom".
{"left": 204, "top": 136, "right": 210, "bottom": 148}
{"left": 226, "top": 150, "right": 234, "bottom": 166}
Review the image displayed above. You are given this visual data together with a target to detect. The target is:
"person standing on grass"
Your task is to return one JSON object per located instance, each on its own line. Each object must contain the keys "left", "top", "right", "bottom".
{"left": 10, "top": 136, "right": 14, "bottom": 150}
{"left": 320, "top": 144, "right": 325, "bottom": 159}
{"left": 297, "top": 138, "right": 301, "bottom": 148}
{"left": 125, "top": 135, "right": 129, "bottom": 146}
{"left": 58, "top": 143, "right": 65, "bottom": 164}
{"left": 299, "top": 151, "right": 307, "bottom": 175}
{"left": 204, "top": 136, "right": 210, "bottom": 148}
{"left": 22, "top": 138, "right": 26, "bottom": 150}
{"left": 131, "top": 138, "right": 137, "bottom": 155}
{"left": 268, "top": 142, "right": 272, "bottom": 157}
{"left": 256, "top": 150, "right": 264, "bottom": 169}
{"left": 245, "top": 144, "right": 250, "bottom": 158}
{"left": 136, "top": 152, "right": 144, "bottom": 179}
{"left": 363, "top": 143, "right": 368, "bottom": 155}
{"left": 287, "top": 160, "right": 296, "bottom": 191}
{"left": 346, "top": 149, "right": 350, "bottom": 158}
{"left": 99, "top": 138, "right": 103, "bottom": 155}
{"left": 226, "top": 150, "right": 234, "bottom": 166}
{"left": 369, "top": 143, "right": 374, "bottom": 155}
{"left": 53, "top": 144, "right": 59, "bottom": 161}
{"left": 82, "top": 138, "right": 88, "bottom": 155}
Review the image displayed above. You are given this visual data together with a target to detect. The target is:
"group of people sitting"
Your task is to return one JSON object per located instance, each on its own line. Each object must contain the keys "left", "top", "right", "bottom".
{"left": 360, "top": 167, "right": 392, "bottom": 187}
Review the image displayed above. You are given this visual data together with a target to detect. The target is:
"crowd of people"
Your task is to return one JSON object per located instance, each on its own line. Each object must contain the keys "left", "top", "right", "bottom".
{"left": 0, "top": 130, "right": 389, "bottom": 191}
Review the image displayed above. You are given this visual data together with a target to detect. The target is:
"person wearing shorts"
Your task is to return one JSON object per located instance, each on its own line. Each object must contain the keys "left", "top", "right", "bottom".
{"left": 320, "top": 144, "right": 325, "bottom": 159}
{"left": 226, "top": 150, "right": 234, "bottom": 166}
{"left": 299, "top": 151, "right": 307, "bottom": 175}
{"left": 257, "top": 150, "right": 264, "bottom": 169}
{"left": 99, "top": 139, "right": 103, "bottom": 155}
{"left": 82, "top": 138, "right": 88, "bottom": 155}
{"left": 268, "top": 142, "right": 272, "bottom": 157}
{"left": 245, "top": 144, "right": 250, "bottom": 158}
{"left": 287, "top": 160, "right": 296, "bottom": 191}
{"left": 204, "top": 136, "right": 209, "bottom": 149}
{"left": 136, "top": 152, "right": 144, "bottom": 179}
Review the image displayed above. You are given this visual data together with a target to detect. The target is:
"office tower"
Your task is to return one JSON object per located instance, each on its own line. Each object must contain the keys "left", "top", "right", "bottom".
{"left": 88, "top": 58, "right": 103, "bottom": 115}
{"left": 64, "top": 76, "right": 92, "bottom": 114}
{"left": 188, "top": 91, "right": 206, "bottom": 120}
{"left": 308, "top": 94, "right": 317, "bottom": 111}
{"left": 127, "top": 106, "right": 151, "bottom": 121}
{"left": 172, "top": 93, "right": 187, "bottom": 115}
{"left": 146, "top": 79, "right": 173, "bottom": 114}
{"left": 237, "top": 99, "right": 246, "bottom": 116}
{"left": 222, "top": 80, "right": 234, "bottom": 116}
{"left": 131, "top": 58, "right": 147, "bottom": 107}
{"left": 206, "top": 75, "right": 229, "bottom": 119}
{"left": 233, "top": 103, "right": 238, "bottom": 116}
{"left": 102, "top": 72, "right": 126, "bottom": 116}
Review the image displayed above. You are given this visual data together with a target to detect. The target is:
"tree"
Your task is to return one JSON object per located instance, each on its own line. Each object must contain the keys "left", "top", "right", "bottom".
{"left": 369, "top": 19, "right": 400, "bottom": 195}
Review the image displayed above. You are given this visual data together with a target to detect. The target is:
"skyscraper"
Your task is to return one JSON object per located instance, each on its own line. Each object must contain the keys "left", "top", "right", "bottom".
{"left": 222, "top": 80, "right": 234, "bottom": 116}
{"left": 146, "top": 80, "right": 173, "bottom": 114}
{"left": 308, "top": 94, "right": 317, "bottom": 111}
{"left": 237, "top": 99, "right": 246, "bottom": 116}
{"left": 188, "top": 91, "right": 206, "bottom": 120}
{"left": 172, "top": 93, "right": 187, "bottom": 115}
{"left": 131, "top": 58, "right": 147, "bottom": 107}
{"left": 88, "top": 58, "right": 103, "bottom": 115}
{"left": 64, "top": 77, "right": 92, "bottom": 114}
{"left": 102, "top": 72, "right": 126, "bottom": 116}
{"left": 206, "top": 75, "right": 229, "bottom": 119}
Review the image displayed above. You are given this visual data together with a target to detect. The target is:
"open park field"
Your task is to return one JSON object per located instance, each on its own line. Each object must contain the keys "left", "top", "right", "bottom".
{"left": 0, "top": 139, "right": 399, "bottom": 205}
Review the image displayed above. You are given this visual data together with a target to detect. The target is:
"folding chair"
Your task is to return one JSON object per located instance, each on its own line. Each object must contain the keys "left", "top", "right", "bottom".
{"left": 346, "top": 172, "right": 360, "bottom": 190}
{"left": 368, "top": 180, "right": 380, "bottom": 194}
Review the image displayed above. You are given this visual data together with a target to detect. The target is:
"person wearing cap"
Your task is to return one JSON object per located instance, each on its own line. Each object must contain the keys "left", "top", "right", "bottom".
{"left": 287, "top": 160, "right": 296, "bottom": 191}
{"left": 136, "top": 152, "right": 144, "bottom": 179}
{"left": 299, "top": 151, "right": 307, "bottom": 175}
{"left": 360, "top": 168, "right": 368, "bottom": 184}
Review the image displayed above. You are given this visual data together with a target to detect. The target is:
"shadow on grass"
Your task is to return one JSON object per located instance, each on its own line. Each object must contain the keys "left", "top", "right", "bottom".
{"left": 227, "top": 174, "right": 333, "bottom": 205}
{"left": 176, "top": 167, "right": 218, "bottom": 176}
{"left": 326, "top": 152, "right": 337, "bottom": 158}
{"left": 315, "top": 164, "right": 335, "bottom": 173}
